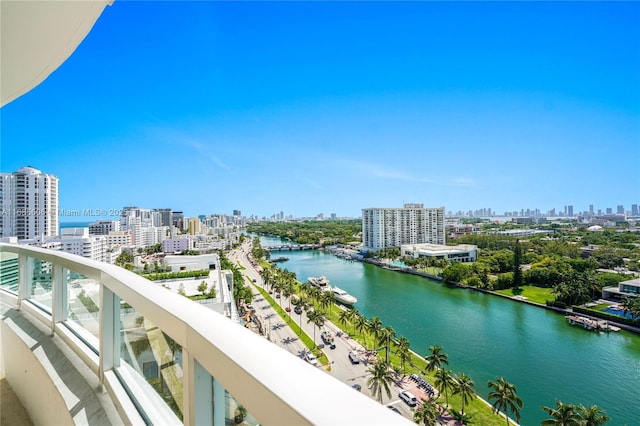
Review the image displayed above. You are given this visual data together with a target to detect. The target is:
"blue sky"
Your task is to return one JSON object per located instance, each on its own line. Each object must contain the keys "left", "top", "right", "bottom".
{"left": 2, "top": 1, "right": 639, "bottom": 220}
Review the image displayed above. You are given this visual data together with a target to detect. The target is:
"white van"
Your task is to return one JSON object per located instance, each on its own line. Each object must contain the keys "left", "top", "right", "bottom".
{"left": 348, "top": 350, "right": 360, "bottom": 364}
{"left": 398, "top": 390, "right": 418, "bottom": 407}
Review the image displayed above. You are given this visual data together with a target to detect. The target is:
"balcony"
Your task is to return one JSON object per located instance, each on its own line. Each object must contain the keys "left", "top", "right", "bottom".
{"left": 0, "top": 243, "right": 409, "bottom": 425}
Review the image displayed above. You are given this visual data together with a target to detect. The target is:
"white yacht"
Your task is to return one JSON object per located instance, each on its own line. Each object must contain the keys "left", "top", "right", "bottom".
{"left": 308, "top": 276, "right": 332, "bottom": 292}
{"left": 332, "top": 287, "right": 357, "bottom": 305}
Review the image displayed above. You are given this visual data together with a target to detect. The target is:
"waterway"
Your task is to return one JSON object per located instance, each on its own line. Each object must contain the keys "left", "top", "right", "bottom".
{"left": 255, "top": 236, "right": 640, "bottom": 425}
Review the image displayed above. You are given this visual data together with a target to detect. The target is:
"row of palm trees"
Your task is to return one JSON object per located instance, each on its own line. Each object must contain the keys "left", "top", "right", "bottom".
{"left": 256, "top": 263, "right": 610, "bottom": 425}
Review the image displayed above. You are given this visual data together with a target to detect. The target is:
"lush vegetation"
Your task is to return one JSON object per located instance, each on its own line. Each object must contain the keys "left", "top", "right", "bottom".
{"left": 247, "top": 219, "right": 361, "bottom": 245}
{"left": 141, "top": 269, "right": 210, "bottom": 281}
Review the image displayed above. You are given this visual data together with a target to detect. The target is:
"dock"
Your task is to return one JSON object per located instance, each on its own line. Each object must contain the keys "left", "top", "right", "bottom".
{"left": 566, "top": 315, "right": 620, "bottom": 332}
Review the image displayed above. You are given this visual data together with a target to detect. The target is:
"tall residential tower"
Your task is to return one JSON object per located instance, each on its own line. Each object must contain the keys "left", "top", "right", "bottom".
{"left": 362, "top": 203, "right": 445, "bottom": 252}
{"left": 0, "top": 166, "right": 59, "bottom": 240}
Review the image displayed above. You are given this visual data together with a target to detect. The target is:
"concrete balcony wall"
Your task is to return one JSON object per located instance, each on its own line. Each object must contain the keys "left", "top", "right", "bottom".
{"left": 0, "top": 243, "right": 411, "bottom": 425}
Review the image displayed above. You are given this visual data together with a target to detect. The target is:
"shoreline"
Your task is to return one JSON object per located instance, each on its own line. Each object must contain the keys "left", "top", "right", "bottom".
{"left": 324, "top": 248, "right": 640, "bottom": 336}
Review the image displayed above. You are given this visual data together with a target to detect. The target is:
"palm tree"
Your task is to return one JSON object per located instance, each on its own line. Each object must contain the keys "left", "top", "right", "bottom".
{"left": 434, "top": 368, "right": 456, "bottom": 408}
{"left": 367, "top": 316, "right": 384, "bottom": 351}
{"left": 413, "top": 399, "right": 439, "bottom": 425}
{"left": 395, "top": 336, "right": 411, "bottom": 375}
{"left": 487, "top": 377, "right": 523, "bottom": 426}
{"left": 578, "top": 404, "right": 610, "bottom": 426}
{"left": 291, "top": 297, "right": 305, "bottom": 335}
{"left": 425, "top": 345, "right": 448, "bottom": 373}
{"left": 306, "top": 310, "right": 325, "bottom": 348}
{"left": 541, "top": 400, "right": 582, "bottom": 425}
{"left": 378, "top": 326, "right": 396, "bottom": 364}
{"left": 353, "top": 313, "right": 369, "bottom": 344}
{"left": 338, "top": 308, "right": 350, "bottom": 332}
{"left": 365, "top": 359, "right": 395, "bottom": 404}
{"left": 320, "top": 290, "right": 334, "bottom": 314}
{"left": 347, "top": 307, "right": 359, "bottom": 335}
{"left": 453, "top": 373, "right": 475, "bottom": 415}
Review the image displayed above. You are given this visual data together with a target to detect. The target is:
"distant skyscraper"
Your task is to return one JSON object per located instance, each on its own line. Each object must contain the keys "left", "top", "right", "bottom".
{"left": 172, "top": 211, "right": 184, "bottom": 229}
{"left": 632, "top": 204, "right": 639, "bottom": 216}
{"left": 565, "top": 205, "right": 574, "bottom": 216}
{"left": 157, "top": 208, "right": 172, "bottom": 227}
{"left": 362, "top": 203, "right": 445, "bottom": 251}
{"left": 0, "top": 166, "right": 59, "bottom": 240}
{"left": 589, "top": 204, "right": 594, "bottom": 215}
{"left": 617, "top": 205, "right": 624, "bottom": 214}
{"left": 606, "top": 207, "right": 612, "bottom": 215}
{"left": 233, "top": 209, "right": 241, "bottom": 216}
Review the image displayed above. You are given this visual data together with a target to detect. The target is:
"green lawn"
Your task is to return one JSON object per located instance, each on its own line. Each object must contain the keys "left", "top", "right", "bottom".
{"left": 495, "top": 285, "right": 554, "bottom": 305}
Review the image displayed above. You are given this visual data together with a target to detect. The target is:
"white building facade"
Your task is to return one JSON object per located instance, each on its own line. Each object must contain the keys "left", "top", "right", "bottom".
{"left": 362, "top": 203, "right": 445, "bottom": 252}
{"left": 0, "top": 166, "right": 59, "bottom": 240}
{"left": 400, "top": 243, "right": 478, "bottom": 263}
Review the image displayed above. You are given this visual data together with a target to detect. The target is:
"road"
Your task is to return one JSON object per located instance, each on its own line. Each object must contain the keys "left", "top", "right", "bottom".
{"left": 228, "top": 242, "right": 422, "bottom": 421}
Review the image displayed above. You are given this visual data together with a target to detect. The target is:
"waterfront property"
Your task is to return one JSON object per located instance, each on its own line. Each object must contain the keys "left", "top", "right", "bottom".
{"left": 400, "top": 243, "right": 478, "bottom": 263}
{"left": 361, "top": 203, "right": 445, "bottom": 252}
{"left": 602, "top": 277, "right": 640, "bottom": 300}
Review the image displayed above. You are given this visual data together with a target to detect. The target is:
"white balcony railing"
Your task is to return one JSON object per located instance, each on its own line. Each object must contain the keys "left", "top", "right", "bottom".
{"left": 0, "top": 243, "right": 410, "bottom": 425}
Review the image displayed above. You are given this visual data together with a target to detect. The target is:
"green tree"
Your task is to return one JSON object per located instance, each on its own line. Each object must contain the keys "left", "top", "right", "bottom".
{"left": 395, "top": 336, "right": 411, "bottom": 375}
{"left": 365, "top": 360, "right": 394, "bottom": 404}
{"left": 197, "top": 280, "right": 208, "bottom": 295}
{"left": 413, "top": 399, "right": 439, "bottom": 425}
{"left": 513, "top": 239, "right": 523, "bottom": 290}
{"left": 578, "top": 404, "right": 610, "bottom": 426}
{"left": 353, "top": 313, "right": 369, "bottom": 346}
{"left": 434, "top": 368, "right": 456, "bottom": 408}
{"left": 487, "top": 377, "right": 523, "bottom": 426}
{"left": 453, "top": 373, "right": 476, "bottom": 415}
{"left": 541, "top": 400, "right": 582, "bottom": 426}
{"left": 379, "top": 326, "right": 396, "bottom": 364}
{"left": 367, "top": 316, "right": 384, "bottom": 351}
{"left": 424, "top": 345, "right": 448, "bottom": 373}
{"left": 306, "top": 310, "right": 325, "bottom": 347}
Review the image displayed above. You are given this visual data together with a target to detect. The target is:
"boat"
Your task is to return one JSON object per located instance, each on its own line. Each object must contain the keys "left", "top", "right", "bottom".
{"left": 332, "top": 286, "right": 357, "bottom": 305}
{"left": 308, "top": 276, "right": 332, "bottom": 292}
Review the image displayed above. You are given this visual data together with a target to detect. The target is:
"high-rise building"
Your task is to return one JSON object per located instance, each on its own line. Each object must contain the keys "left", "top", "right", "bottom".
{"left": 632, "top": 204, "right": 639, "bottom": 216}
{"left": 0, "top": 166, "right": 59, "bottom": 240}
{"left": 589, "top": 204, "right": 594, "bottom": 215}
{"left": 172, "top": 211, "right": 184, "bottom": 229}
{"left": 233, "top": 209, "right": 241, "bottom": 217}
{"left": 617, "top": 205, "right": 624, "bottom": 215}
{"left": 362, "top": 203, "right": 445, "bottom": 252}
{"left": 157, "top": 208, "right": 172, "bottom": 227}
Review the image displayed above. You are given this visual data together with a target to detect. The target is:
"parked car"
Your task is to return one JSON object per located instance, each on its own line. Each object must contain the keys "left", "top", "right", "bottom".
{"left": 348, "top": 350, "right": 360, "bottom": 364}
{"left": 351, "top": 383, "right": 361, "bottom": 392}
{"left": 398, "top": 390, "right": 418, "bottom": 407}
{"left": 294, "top": 306, "right": 303, "bottom": 315}
{"left": 304, "top": 352, "right": 318, "bottom": 366}
{"left": 285, "top": 306, "right": 291, "bottom": 312}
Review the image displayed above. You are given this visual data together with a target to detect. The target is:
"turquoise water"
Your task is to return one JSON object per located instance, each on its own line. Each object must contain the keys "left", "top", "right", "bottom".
{"left": 257, "top": 236, "right": 640, "bottom": 425}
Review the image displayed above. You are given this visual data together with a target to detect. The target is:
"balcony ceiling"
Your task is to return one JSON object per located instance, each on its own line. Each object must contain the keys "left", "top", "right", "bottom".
{"left": 1, "top": 0, "right": 113, "bottom": 107}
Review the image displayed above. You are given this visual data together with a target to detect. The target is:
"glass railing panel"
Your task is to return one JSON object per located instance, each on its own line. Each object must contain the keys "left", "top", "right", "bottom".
{"left": 29, "top": 257, "right": 53, "bottom": 310}
{"left": 67, "top": 269, "right": 101, "bottom": 339}
{"left": 0, "top": 251, "right": 19, "bottom": 293}
{"left": 120, "top": 303, "right": 184, "bottom": 421}
{"left": 223, "top": 388, "right": 259, "bottom": 426}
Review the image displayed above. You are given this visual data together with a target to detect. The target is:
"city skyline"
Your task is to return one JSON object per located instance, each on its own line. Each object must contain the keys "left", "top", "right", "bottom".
{"left": 1, "top": 2, "right": 639, "bottom": 218}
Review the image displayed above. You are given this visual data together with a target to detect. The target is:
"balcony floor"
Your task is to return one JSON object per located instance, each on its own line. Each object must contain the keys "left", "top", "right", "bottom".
{"left": 1, "top": 377, "right": 33, "bottom": 425}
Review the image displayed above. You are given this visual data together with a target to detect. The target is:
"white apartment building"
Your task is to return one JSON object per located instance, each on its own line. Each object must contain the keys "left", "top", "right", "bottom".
{"left": 105, "top": 230, "right": 133, "bottom": 247}
{"left": 401, "top": 243, "right": 478, "bottom": 263}
{"left": 0, "top": 166, "right": 59, "bottom": 240}
{"left": 362, "top": 203, "right": 445, "bottom": 252}
{"left": 19, "top": 228, "right": 110, "bottom": 263}
{"left": 120, "top": 207, "right": 168, "bottom": 247}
